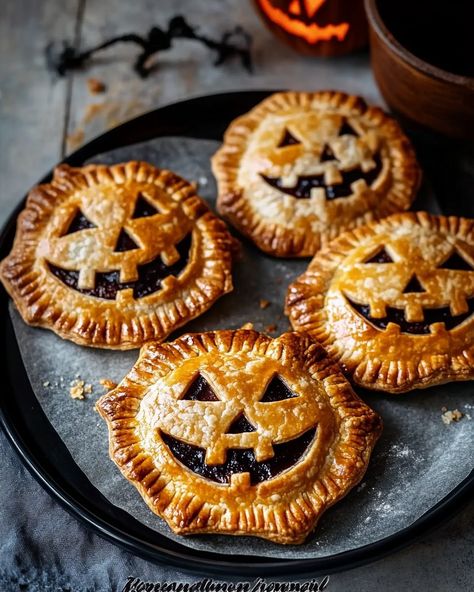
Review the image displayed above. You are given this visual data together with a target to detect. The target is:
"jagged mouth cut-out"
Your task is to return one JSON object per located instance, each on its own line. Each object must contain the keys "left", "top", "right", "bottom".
{"left": 346, "top": 294, "right": 474, "bottom": 335}
{"left": 160, "top": 427, "right": 316, "bottom": 485}
{"left": 48, "top": 234, "right": 191, "bottom": 300}
{"left": 260, "top": 154, "right": 382, "bottom": 200}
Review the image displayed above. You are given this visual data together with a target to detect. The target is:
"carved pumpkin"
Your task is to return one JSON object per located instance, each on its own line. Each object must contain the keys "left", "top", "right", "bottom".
{"left": 253, "top": 0, "right": 368, "bottom": 56}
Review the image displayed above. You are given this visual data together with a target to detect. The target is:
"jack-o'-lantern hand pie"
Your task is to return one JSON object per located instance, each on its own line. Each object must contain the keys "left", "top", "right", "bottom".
{"left": 286, "top": 211, "right": 474, "bottom": 393}
{"left": 212, "top": 91, "right": 420, "bottom": 257}
{"left": 97, "top": 329, "right": 382, "bottom": 544}
{"left": 0, "top": 162, "right": 234, "bottom": 349}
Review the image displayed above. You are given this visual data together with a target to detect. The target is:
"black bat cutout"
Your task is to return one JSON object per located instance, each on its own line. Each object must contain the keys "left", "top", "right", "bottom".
{"left": 48, "top": 233, "right": 191, "bottom": 300}
{"left": 160, "top": 427, "right": 316, "bottom": 485}
{"left": 260, "top": 154, "right": 382, "bottom": 200}
{"left": 346, "top": 294, "right": 474, "bottom": 335}
{"left": 45, "top": 15, "right": 253, "bottom": 79}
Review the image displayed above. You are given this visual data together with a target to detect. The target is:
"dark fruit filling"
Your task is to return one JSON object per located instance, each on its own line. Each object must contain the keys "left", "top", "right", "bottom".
{"left": 161, "top": 427, "right": 316, "bottom": 485}
{"left": 49, "top": 233, "right": 191, "bottom": 300}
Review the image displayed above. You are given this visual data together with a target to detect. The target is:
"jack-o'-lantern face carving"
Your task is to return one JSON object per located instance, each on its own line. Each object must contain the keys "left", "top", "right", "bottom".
{"left": 213, "top": 91, "right": 420, "bottom": 258}
{"left": 43, "top": 183, "right": 194, "bottom": 302}
{"left": 153, "top": 360, "right": 320, "bottom": 486}
{"left": 98, "top": 330, "right": 382, "bottom": 542}
{"left": 253, "top": 0, "right": 369, "bottom": 59}
{"left": 252, "top": 111, "right": 382, "bottom": 202}
{"left": 286, "top": 212, "right": 474, "bottom": 393}
{"left": 343, "top": 241, "right": 474, "bottom": 335}
{"left": 0, "top": 162, "right": 233, "bottom": 349}
{"left": 335, "top": 222, "right": 474, "bottom": 336}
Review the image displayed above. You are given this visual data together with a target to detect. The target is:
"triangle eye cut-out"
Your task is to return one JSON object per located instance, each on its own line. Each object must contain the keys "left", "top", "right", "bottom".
{"left": 278, "top": 128, "right": 300, "bottom": 148}
{"left": 439, "top": 251, "right": 472, "bottom": 271}
{"left": 260, "top": 375, "right": 297, "bottom": 402}
{"left": 64, "top": 209, "right": 97, "bottom": 235}
{"left": 339, "top": 119, "right": 358, "bottom": 137}
{"left": 226, "top": 413, "right": 256, "bottom": 434}
{"left": 183, "top": 374, "right": 220, "bottom": 401}
{"left": 131, "top": 193, "right": 158, "bottom": 219}
{"left": 402, "top": 274, "right": 426, "bottom": 294}
{"left": 114, "top": 228, "right": 140, "bottom": 252}
{"left": 364, "top": 247, "right": 394, "bottom": 264}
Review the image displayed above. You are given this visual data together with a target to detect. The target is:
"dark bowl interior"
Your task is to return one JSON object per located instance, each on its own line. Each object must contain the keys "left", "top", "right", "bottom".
{"left": 374, "top": 0, "right": 474, "bottom": 79}
{"left": 365, "top": 0, "right": 474, "bottom": 139}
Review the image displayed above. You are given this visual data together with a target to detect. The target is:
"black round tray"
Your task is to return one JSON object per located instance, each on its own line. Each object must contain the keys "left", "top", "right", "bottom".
{"left": 1, "top": 91, "right": 473, "bottom": 578}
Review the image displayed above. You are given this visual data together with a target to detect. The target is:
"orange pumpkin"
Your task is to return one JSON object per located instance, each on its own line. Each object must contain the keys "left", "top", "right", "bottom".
{"left": 254, "top": 0, "right": 368, "bottom": 57}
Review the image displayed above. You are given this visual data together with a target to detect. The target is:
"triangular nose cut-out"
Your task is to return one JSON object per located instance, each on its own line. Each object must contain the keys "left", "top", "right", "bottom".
{"left": 131, "top": 193, "right": 158, "bottom": 219}
{"left": 278, "top": 128, "right": 300, "bottom": 148}
{"left": 226, "top": 413, "right": 256, "bottom": 434}
{"left": 402, "top": 274, "right": 426, "bottom": 294}
{"left": 439, "top": 251, "right": 472, "bottom": 271}
{"left": 260, "top": 375, "right": 297, "bottom": 402}
{"left": 339, "top": 119, "right": 358, "bottom": 137}
{"left": 320, "top": 144, "right": 336, "bottom": 162}
{"left": 183, "top": 374, "right": 219, "bottom": 401}
{"left": 114, "top": 228, "right": 140, "bottom": 252}
{"left": 64, "top": 209, "right": 96, "bottom": 235}
{"left": 364, "top": 246, "right": 394, "bottom": 264}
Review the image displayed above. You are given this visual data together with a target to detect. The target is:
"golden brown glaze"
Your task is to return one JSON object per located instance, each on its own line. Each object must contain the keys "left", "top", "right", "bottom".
{"left": 0, "top": 162, "right": 234, "bottom": 349}
{"left": 212, "top": 91, "right": 420, "bottom": 258}
{"left": 286, "top": 211, "right": 474, "bottom": 392}
{"left": 97, "top": 329, "right": 382, "bottom": 544}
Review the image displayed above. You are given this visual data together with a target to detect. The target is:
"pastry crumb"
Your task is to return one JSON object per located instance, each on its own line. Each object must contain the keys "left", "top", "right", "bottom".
{"left": 240, "top": 322, "right": 254, "bottom": 330}
{"left": 42, "top": 380, "right": 50, "bottom": 387}
{"left": 69, "top": 378, "right": 93, "bottom": 400}
{"left": 265, "top": 324, "right": 277, "bottom": 333}
{"left": 259, "top": 299, "right": 271, "bottom": 309}
{"left": 69, "top": 379, "right": 85, "bottom": 400}
{"left": 87, "top": 78, "right": 106, "bottom": 94}
{"left": 441, "top": 408, "right": 464, "bottom": 425}
{"left": 100, "top": 378, "right": 117, "bottom": 392}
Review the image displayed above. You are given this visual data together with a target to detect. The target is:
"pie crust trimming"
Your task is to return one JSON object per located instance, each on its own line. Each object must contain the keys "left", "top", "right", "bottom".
{"left": 286, "top": 211, "right": 474, "bottom": 393}
{"left": 212, "top": 91, "right": 421, "bottom": 257}
{"left": 97, "top": 329, "right": 382, "bottom": 544}
{"left": 0, "top": 161, "right": 234, "bottom": 349}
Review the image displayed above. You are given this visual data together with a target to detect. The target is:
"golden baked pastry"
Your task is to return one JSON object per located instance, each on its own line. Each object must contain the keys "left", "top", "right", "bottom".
{"left": 212, "top": 91, "right": 420, "bottom": 257}
{"left": 0, "top": 162, "right": 233, "bottom": 349}
{"left": 286, "top": 211, "right": 474, "bottom": 393}
{"left": 97, "top": 329, "right": 382, "bottom": 544}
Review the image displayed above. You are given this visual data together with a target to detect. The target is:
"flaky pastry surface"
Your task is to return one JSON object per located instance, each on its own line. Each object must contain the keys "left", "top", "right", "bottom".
{"left": 0, "top": 161, "right": 233, "bottom": 349}
{"left": 97, "top": 329, "right": 382, "bottom": 544}
{"left": 212, "top": 91, "right": 420, "bottom": 257}
{"left": 286, "top": 212, "right": 474, "bottom": 392}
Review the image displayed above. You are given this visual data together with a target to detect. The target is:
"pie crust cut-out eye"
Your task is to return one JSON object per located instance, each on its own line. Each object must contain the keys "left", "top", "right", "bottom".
{"left": 63, "top": 209, "right": 97, "bottom": 235}
{"left": 278, "top": 128, "right": 300, "bottom": 148}
{"left": 260, "top": 375, "right": 297, "bottom": 402}
{"left": 364, "top": 246, "right": 394, "bottom": 264}
{"left": 131, "top": 193, "right": 159, "bottom": 219}
{"left": 183, "top": 374, "right": 220, "bottom": 401}
{"left": 439, "top": 251, "right": 472, "bottom": 271}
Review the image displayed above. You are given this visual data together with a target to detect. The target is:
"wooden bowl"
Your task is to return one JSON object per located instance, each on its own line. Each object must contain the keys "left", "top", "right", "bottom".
{"left": 365, "top": 0, "right": 474, "bottom": 139}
